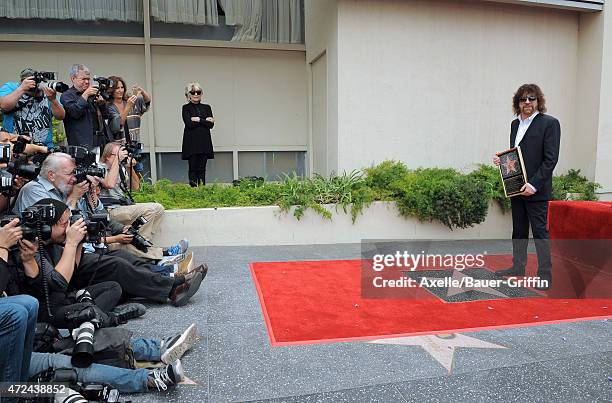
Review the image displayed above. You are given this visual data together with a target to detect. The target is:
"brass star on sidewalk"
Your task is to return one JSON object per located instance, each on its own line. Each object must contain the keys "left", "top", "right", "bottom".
{"left": 370, "top": 334, "right": 506, "bottom": 373}
{"left": 446, "top": 270, "right": 508, "bottom": 298}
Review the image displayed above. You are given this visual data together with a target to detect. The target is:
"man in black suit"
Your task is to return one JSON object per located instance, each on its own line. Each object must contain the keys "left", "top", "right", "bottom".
{"left": 493, "top": 84, "right": 561, "bottom": 290}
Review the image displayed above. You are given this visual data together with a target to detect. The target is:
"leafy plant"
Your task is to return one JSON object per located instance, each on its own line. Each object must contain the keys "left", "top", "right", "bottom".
{"left": 52, "top": 118, "right": 66, "bottom": 145}
{"left": 133, "top": 161, "right": 601, "bottom": 230}
{"left": 391, "top": 168, "right": 489, "bottom": 229}
{"left": 468, "top": 164, "right": 511, "bottom": 212}
{"left": 552, "top": 169, "right": 600, "bottom": 201}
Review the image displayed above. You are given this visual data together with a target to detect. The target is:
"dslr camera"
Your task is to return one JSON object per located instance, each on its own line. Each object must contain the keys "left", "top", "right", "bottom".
{"left": 0, "top": 203, "right": 55, "bottom": 241}
{"left": 30, "top": 70, "right": 70, "bottom": 93}
{"left": 63, "top": 146, "right": 107, "bottom": 182}
{"left": 70, "top": 209, "right": 110, "bottom": 247}
{"left": 92, "top": 75, "right": 114, "bottom": 101}
{"left": 122, "top": 140, "right": 144, "bottom": 163}
{"left": 126, "top": 215, "right": 153, "bottom": 252}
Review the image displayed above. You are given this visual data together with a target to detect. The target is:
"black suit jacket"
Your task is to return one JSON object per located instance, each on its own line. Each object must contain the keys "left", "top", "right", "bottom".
{"left": 510, "top": 113, "right": 561, "bottom": 201}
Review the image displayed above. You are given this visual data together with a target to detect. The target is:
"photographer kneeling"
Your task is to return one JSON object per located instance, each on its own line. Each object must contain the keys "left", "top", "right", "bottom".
{"left": 13, "top": 152, "right": 204, "bottom": 306}
{"left": 99, "top": 142, "right": 187, "bottom": 262}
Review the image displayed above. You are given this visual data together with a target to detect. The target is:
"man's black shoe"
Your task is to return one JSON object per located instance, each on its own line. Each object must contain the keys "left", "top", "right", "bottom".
{"left": 494, "top": 267, "right": 526, "bottom": 277}
{"left": 111, "top": 303, "right": 146, "bottom": 322}
{"left": 170, "top": 271, "right": 203, "bottom": 307}
{"left": 534, "top": 273, "right": 552, "bottom": 291}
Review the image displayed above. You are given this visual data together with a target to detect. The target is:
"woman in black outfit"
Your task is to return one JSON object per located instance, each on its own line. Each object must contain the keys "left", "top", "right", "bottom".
{"left": 181, "top": 82, "right": 215, "bottom": 187}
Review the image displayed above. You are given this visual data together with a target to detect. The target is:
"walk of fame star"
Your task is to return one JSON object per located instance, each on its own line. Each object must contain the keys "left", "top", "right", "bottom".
{"left": 370, "top": 333, "right": 506, "bottom": 373}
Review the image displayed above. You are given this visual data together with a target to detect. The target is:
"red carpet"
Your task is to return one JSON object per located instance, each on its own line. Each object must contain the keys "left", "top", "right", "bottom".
{"left": 250, "top": 256, "right": 612, "bottom": 346}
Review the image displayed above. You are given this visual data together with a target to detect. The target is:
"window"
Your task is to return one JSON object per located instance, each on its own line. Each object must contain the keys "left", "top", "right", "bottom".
{"left": 238, "top": 151, "right": 306, "bottom": 181}
{"left": 155, "top": 152, "right": 233, "bottom": 183}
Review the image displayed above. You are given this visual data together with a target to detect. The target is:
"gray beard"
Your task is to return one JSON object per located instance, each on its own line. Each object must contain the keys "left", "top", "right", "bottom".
{"left": 56, "top": 180, "right": 72, "bottom": 198}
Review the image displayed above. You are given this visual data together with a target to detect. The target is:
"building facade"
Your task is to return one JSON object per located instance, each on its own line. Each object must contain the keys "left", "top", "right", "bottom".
{"left": 1, "top": 0, "right": 610, "bottom": 200}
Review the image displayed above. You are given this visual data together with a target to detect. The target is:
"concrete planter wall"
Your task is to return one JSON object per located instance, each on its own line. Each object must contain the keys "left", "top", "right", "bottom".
{"left": 151, "top": 201, "right": 511, "bottom": 247}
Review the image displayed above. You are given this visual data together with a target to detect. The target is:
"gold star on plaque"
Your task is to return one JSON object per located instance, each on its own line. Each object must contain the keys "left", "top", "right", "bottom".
{"left": 502, "top": 156, "right": 518, "bottom": 175}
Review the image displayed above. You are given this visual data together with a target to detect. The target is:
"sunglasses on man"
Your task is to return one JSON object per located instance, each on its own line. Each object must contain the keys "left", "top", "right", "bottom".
{"left": 189, "top": 91, "right": 202, "bottom": 95}
{"left": 519, "top": 95, "right": 537, "bottom": 102}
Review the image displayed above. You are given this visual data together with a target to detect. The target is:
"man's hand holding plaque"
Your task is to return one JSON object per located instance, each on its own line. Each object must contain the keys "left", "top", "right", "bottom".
{"left": 494, "top": 147, "right": 528, "bottom": 197}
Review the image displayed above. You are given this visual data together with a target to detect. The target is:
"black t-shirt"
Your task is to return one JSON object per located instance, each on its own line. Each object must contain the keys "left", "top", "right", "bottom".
{"left": 21, "top": 244, "right": 76, "bottom": 320}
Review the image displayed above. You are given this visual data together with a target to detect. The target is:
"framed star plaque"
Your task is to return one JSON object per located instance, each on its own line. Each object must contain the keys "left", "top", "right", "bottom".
{"left": 497, "top": 146, "right": 527, "bottom": 197}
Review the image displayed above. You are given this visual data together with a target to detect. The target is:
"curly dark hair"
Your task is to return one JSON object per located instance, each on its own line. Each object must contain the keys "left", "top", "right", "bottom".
{"left": 108, "top": 75, "right": 129, "bottom": 102}
{"left": 512, "top": 84, "right": 546, "bottom": 115}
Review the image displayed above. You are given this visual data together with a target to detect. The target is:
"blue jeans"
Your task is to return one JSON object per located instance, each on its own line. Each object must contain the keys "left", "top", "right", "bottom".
{"left": 130, "top": 338, "right": 161, "bottom": 361}
{"left": 27, "top": 339, "right": 161, "bottom": 394}
{"left": 0, "top": 295, "right": 38, "bottom": 382}
{"left": 29, "top": 352, "right": 149, "bottom": 393}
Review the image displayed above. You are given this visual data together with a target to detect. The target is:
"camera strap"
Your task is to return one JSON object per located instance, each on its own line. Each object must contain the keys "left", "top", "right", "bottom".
{"left": 118, "top": 164, "right": 134, "bottom": 203}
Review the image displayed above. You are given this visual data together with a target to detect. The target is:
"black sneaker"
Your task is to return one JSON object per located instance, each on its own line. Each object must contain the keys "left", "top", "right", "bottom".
{"left": 111, "top": 303, "right": 146, "bottom": 322}
{"left": 161, "top": 323, "right": 198, "bottom": 364}
{"left": 148, "top": 360, "right": 184, "bottom": 391}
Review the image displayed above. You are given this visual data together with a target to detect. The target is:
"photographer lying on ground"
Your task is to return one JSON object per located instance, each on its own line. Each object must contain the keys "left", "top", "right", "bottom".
{"left": 12, "top": 153, "right": 205, "bottom": 306}
{"left": 99, "top": 142, "right": 188, "bottom": 263}
{"left": 29, "top": 323, "right": 197, "bottom": 394}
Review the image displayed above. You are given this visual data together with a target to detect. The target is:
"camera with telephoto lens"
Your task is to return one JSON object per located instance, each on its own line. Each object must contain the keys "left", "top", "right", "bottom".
{"left": 30, "top": 71, "right": 70, "bottom": 93}
{"left": 0, "top": 143, "right": 11, "bottom": 164}
{"left": 92, "top": 75, "right": 114, "bottom": 101}
{"left": 126, "top": 215, "right": 153, "bottom": 253}
{"left": 69, "top": 289, "right": 98, "bottom": 368}
{"left": 0, "top": 203, "right": 55, "bottom": 241}
{"left": 6, "top": 157, "right": 41, "bottom": 181}
{"left": 71, "top": 321, "right": 96, "bottom": 368}
{"left": 0, "top": 174, "right": 13, "bottom": 194}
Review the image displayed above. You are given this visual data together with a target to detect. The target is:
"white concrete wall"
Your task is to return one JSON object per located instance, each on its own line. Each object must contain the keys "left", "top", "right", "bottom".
{"left": 151, "top": 201, "right": 511, "bottom": 247}
{"left": 305, "top": 0, "right": 339, "bottom": 175}
{"left": 0, "top": 42, "right": 308, "bottom": 154}
{"left": 575, "top": 11, "right": 603, "bottom": 181}
{"left": 151, "top": 46, "right": 308, "bottom": 152}
{"left": 335, "top": 0, "right": 582, "bottom": 176}
{"left": 594, "top": 3, "right": 612, "bottom": 200}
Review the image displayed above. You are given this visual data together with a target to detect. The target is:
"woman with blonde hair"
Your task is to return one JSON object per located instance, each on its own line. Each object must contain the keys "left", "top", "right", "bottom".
{"left": 181, "top": 82, "right": 214, "bottom": 187}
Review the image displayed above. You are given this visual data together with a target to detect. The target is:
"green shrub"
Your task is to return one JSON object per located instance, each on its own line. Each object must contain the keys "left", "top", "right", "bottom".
{"left": 552, "top": 169, "right": 600, "bottom": 201}
{"left": 392, "top": 168, "right": 489, "bottom": 229}
{"left": 468, "top": 164, "right": 511, "bottom": 212}
{"left": 133, "top": 161, "right": 600, "bottom": 230}
{"left": 364, "top": 160, "right": 410, "bottom": 198}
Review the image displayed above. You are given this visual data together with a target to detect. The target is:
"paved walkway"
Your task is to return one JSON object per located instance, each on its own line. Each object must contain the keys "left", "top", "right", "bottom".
{"left": 124, "top": 245, "right": 611, "bottom": 402}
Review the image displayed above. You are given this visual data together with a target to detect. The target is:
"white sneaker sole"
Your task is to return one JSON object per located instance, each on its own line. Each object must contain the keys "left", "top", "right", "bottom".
{"left": 161, "top": 324, "right": 198, "bottom": 364}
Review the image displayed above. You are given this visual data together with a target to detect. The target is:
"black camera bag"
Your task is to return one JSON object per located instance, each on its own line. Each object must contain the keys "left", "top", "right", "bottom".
{"left": 55, "top": 327, "right": 136, "bottom": 369}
